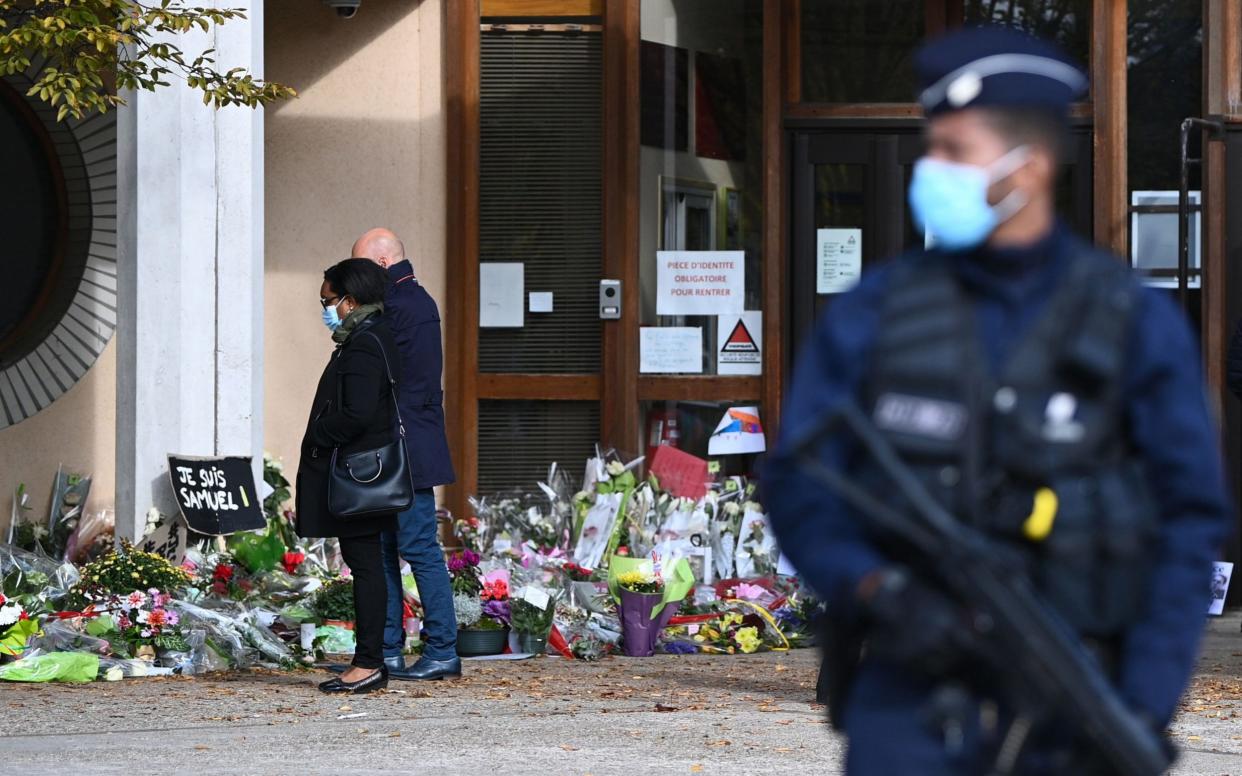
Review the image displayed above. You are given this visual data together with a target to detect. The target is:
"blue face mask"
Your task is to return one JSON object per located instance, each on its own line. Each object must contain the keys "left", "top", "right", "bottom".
{"left": 908, "top": 146, "right": 1030, "bottom": 251}
{"left": 322, "top": 304, "right": 341, "bottom": 332}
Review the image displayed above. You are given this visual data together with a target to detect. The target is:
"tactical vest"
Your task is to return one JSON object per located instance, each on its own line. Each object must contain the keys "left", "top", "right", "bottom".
{"left": 864, "top": 252, "right": 1158, "bottom": 638}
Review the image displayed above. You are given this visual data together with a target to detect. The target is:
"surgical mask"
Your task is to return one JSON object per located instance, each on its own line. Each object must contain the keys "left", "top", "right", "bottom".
{"left": 908, "top": 146, "right": 1031, "bottom": 251}
{"left": 322, "top": 304, "right": 341, "bottom": 332}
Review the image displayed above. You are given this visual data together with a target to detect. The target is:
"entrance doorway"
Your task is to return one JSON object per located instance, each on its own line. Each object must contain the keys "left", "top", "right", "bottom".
{"left": 787, "top": 124, "right": 1094, "bottom": 358}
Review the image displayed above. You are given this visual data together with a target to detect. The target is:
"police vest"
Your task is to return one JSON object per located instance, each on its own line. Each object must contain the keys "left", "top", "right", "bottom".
{"left": 863, "top": 252, "right": 1158, "bottom": 638}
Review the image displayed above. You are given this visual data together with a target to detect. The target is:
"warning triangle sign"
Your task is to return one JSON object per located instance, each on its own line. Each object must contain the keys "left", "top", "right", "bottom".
{"left": 722, "top": 320, "right": 759, "bottom": 353}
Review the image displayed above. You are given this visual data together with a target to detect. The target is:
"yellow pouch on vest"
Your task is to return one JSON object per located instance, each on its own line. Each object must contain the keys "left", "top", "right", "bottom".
{"left": 1022, "top": 487, "right": 1059, "bottom": 542}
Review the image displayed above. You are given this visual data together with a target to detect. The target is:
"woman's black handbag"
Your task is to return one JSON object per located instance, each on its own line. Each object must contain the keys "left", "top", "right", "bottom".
{"left": 327, "top": 331, "right": 414, "bottom": 518}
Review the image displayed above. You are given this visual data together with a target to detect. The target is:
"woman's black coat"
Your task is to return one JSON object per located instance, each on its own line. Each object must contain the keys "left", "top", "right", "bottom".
{"left": 295, "top": 316, "right": 400, "bottom": 539}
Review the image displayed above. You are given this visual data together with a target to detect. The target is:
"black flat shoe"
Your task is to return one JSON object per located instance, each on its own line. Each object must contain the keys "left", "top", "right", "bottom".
{"left": 399, "top": 656, "right": 462, "bottom": 681}
{"left": 319, "top": 666, "right": 388, "bottom": 694}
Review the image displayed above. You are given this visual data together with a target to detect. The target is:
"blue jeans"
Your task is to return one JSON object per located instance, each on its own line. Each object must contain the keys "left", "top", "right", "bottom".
{"left": 381, "top": 489, "right": 457, "bottom": 660}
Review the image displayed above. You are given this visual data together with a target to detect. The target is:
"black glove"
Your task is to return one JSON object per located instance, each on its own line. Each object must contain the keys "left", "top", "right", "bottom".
{"left": 862, "top": 566, "right": 974, "bottom": 675}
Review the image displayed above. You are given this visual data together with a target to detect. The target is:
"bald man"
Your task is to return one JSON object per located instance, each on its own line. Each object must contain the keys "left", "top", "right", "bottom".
{"left": 347, "top": 227, "right": 459, "bottom": 680}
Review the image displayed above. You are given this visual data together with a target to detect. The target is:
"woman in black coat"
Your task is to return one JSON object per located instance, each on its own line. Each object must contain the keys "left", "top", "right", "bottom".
{"left": 297, "top": 258, "right": 400, "bottom": 694}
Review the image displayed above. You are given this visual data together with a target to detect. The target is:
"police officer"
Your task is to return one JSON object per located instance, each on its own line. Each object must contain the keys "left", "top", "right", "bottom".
{"left": 764, "top": 26, "right": 1232, "bottom": 774}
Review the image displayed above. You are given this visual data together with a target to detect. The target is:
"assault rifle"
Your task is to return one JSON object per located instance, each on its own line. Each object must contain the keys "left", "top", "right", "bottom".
{"left": 790, "top": 401, "right": 1172, "bottom": 776}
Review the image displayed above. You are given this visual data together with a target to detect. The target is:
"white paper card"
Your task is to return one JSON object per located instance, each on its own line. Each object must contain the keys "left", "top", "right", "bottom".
{"left": 529, "top": 292, "right": 554, "bottom": 313}
{"left": 1210, "top": 561, "right": 1233, "bottom": 615}
{"left": 522, "top": 586, "right": 551, "bottom": 610}
{"left": 716, "top": 311, "right": 762, "bottom": 376}
{"left": 640, "top": 327, "right": 702, "bottom": 374}
{"left": 776, "top": 552, "right": 798, "bottom": 577}
{"left": 480, "top": 263, "right": 524, "bottom": 327}
{"left": 708, "top": 406, "right": 766, "bottom": 455}
{"left": 656, "top": 251, "right": 745, "bottom": 315}
{"left": 816, "top": 228, "right": 863, "bottom": 294}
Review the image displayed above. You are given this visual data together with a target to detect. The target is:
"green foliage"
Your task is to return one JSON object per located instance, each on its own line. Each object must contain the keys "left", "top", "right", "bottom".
{"left": 227, "top": 525, "right": 285, "bottom": 574}
{"left": 510, "top": 596, "right": 557, "bottom": 637}
{"left": 0, "top": 1, "right": 296, "bottom": 121}
{"left": 66, "top": 543, "right": 190, "bottom": 608}
{"left": 262, "top": 455, "right": 296, "bottom": 550}
{"left": 311, "top": 578, "right": 355, "bottom": 622}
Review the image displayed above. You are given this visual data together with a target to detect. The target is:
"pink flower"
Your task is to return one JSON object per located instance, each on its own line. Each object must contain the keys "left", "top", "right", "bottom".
{"left": 117, "top": 616, "right": 131, "bottom": 629}
{"left": 155, "top": 592, "right": 172, "bottom": 608}
{"left": 180, "top": 559, "right": 198, "bottom": 573}
{"left": 140, "top": 629, "right": 152, "bottom": 638}
{"left": 732, "top": 583, "right": 765, "bottom": 601}
{"left": 126, "top": 591, "right": 147, "bottom": 608}
{"left": 145, "top": 609, "right": 169, "bottom": 628}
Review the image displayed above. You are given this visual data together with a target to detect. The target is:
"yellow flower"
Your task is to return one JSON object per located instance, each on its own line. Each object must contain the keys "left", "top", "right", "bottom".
{"left": 616, "top": 570, "right": 653, "bottom": 587}
{"left": 130, "top": 572, "right": 140, "bottom": 579}
{"left": 735, "top": 626, "right": 761, "bottom": 654}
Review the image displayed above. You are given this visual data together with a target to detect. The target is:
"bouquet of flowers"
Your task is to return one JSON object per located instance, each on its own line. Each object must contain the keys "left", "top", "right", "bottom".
{"left": 449, "top": 551, "right": 508, "bottom": 630}
{"left": 107, "top": 588, "right": 189, "bottom": 658}
{"left": 561, "top": 562, "right": 595, "bottom": 582}
{"left": 668, "top": 600, "right": 791, "bottom": 655}
{"left": 281, "top": 551, "right": 306, "bottom": 575}
{"left": 0, "top": 593, "right": 37, "bottom": 657}
{"left": 204, "top": 559, "right": 256, "bottom": 601}
{"left": 616, "top": 568, "right": 663, "bottom": 595}
{"left": 453, "top": 514, "right": 487, "bottom": 555}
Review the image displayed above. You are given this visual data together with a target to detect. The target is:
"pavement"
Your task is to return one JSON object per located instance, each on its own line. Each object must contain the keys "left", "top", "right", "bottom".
{"left": 1, "top": 615, "right": 1242, "bottom": 775}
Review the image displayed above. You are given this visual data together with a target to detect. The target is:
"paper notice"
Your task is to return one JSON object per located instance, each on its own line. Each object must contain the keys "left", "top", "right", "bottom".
{"left": 640, "top": 327, "right": 702, "bottom": 374}
{"left": 480, "top": 263, "right": 524, "bottom": 327}
{"left": 816, "top": 228, "right": 862, "bottom": 294}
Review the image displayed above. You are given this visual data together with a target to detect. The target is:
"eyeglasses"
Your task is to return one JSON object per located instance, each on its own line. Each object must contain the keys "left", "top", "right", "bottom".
{"left": 319, "top": 295, "right": 343, "bottom": 309}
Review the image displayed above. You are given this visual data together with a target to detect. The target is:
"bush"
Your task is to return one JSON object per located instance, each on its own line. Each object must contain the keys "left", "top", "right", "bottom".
{"left": 312, "top": 578, "right": 356, "bottom": 622}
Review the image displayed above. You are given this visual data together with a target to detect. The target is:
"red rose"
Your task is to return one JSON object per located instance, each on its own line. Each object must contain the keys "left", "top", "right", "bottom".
{"left": 212, "top": 563, "right": 234, "bottom": 582}
{"left": 211, "top": 581, "right": 229, "bottom": 596}
{"left": 281, "top": 551, "right": 306, "bottom": 574}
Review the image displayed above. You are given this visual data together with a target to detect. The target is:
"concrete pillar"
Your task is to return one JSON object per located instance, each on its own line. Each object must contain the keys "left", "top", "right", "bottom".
{"left": 116, "top": 13, "right": 265, "bottom": 542}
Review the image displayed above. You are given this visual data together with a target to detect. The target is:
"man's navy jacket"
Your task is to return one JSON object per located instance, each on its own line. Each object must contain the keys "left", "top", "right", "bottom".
{"left": 384, "top": 260, "right": 455, "bottom": 490}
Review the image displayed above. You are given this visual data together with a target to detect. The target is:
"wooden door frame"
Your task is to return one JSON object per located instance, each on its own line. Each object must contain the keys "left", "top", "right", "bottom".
{"left": 444, "top": 0, "right": 640, "bottom": 519}
{"left": 444, "top": 0, "right": 481, "bottom": 521}
{"left": 445, "top": 0, "right": 787, "bottom": 516}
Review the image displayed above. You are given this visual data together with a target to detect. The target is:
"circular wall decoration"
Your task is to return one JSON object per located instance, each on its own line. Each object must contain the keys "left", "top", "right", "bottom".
{"left": 0, "top": 65, "right": 116, "bottom": 430}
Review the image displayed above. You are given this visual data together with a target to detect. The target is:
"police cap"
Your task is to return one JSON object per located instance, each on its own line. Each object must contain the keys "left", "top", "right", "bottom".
{"left": 914, "top": 26, "right": 1087, "bottom": 117}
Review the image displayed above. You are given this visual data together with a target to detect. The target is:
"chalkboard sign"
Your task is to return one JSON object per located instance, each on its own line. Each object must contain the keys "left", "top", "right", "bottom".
{"left": 166, "top": 455, "right": 266, "bottom": 536}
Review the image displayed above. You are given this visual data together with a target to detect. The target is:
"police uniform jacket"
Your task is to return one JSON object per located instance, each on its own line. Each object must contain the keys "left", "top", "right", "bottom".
{"left": 383, "top": 260, "right": 456, "bottom": 490}
{"left": 763, "top": 223, "right": 1233, "bottom": 727}
{"left": 295, "top": 316, "right": 400, "bottom": 539}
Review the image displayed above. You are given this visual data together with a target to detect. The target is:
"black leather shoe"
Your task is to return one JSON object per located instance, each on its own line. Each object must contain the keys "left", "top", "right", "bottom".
{"left": 384, "top": 655, "right": 416, "bottom": 680}
{"left": 401, "top": 655, "right": 462, "bottom": 680}
{"left": 319, "top": 666, "right": 388, "bottom": 694}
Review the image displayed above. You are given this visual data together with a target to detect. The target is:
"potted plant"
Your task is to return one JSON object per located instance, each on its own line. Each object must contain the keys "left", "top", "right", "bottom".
{"left": 312, "top": 578, "right": 356, "bottom": 629}
{"left": 510, "top": 588, "right": 559, "bottom": 655}
{"left": 450, "top": 551, "right": 509, "bottom": 656}
{"left": 616, "top": 567, "right": 671, "bottom": 657}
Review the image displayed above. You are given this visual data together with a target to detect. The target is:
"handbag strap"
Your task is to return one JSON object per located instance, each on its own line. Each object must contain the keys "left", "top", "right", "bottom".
{"left": 360, "top": 330, "right": 406, "bottom": 439}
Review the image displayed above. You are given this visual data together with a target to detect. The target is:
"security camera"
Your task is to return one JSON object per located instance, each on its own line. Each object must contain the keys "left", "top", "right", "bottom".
{"left": 322, "top": 0, "right": 360, "bottom": 18}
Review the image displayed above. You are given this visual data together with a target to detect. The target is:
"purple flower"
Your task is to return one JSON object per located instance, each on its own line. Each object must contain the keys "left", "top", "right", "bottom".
{"left": 482, "top": 599, "right": 510, "bottom": 626}
{"left": 662, "top": 641, "right": 698, "bottom": 655}
{"left": 463, "top": 550, "right": 481, "bottom": 566}
{"left": 447, "top": 555, "right": 466, "bottom": 573}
